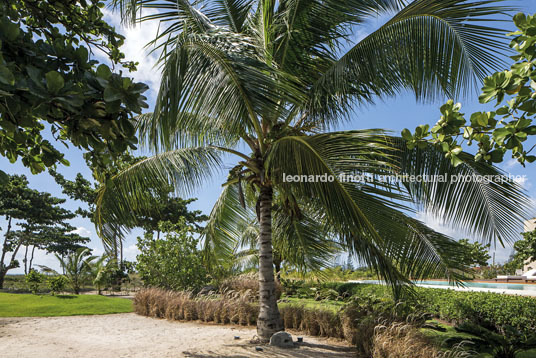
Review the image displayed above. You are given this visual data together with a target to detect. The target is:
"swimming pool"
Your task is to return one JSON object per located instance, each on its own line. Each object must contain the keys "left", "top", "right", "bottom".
{"left": 354, "top": 280, "right": 536, "bottom": 295}
{"left": 415, "top": 280, "right": 536, "bottom": 292}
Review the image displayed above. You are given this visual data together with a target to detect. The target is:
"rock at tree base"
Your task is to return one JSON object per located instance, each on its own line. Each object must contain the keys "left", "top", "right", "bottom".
{"left": 269, "top": 332, "right": 294, "bottom": 348}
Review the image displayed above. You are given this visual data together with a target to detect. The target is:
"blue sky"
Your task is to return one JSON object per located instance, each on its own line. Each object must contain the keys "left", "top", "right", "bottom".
{"left": 3, "top": 0, "right": 536, "bottom": 272}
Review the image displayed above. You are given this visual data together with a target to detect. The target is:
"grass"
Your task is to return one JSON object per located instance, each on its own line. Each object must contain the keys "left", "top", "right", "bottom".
{"left": 420, "top": 320, "right": 481, "bottom": 347}
{"left": 279, "top": 296, "right": 346, "bottom": 313}
{"left": 0, "top": 293, "right": 133, "bottom": 317}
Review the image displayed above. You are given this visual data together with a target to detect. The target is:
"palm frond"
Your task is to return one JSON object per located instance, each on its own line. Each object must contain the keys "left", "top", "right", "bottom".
{"left": 113, "top": 0, "right": 214, "bottom": 31}
{"left": 384, "top": 137, "right": 532, "bottom": 245}
{"left": 205, "top": 0, "right": 254, "bottom": 32}
{"left": 95, "top": 147, "right": 223, "bottom": 248}
{"left": 145, "top": 29, "right": 305, "bottom": 152}
{"left": 305, "top": 0, "right": 513, "bottom": 127}
{"left": 202, "top": 183, "right": 254, "bottom": 269}
{"left": 272, "top": 202, "right": 340, "bottom": 272}
{"left": 266, "top": 133, "right": 416, "bottom": 292}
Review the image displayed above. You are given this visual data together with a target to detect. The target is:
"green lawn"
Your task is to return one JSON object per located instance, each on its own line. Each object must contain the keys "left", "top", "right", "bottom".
{"left": 279, "top": 296, "right": 346, "bottom": 313}
{"left": 0, "top": 293, "right": 133, "bottom": 317}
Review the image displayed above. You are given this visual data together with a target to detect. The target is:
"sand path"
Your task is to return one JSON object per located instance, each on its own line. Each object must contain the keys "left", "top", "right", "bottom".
{"left": 0, "top": 313, "right": 355, "bottom": 357}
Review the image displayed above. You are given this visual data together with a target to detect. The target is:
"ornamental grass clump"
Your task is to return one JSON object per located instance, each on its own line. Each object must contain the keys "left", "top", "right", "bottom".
{"left": 219, "top": 273, "right": 282, "bottom": 300}
{"left": 133, "top": 288, "right": 258, "bottom": 326}
{"left": 371, "top": 322, "right": 474, "bottom": 358}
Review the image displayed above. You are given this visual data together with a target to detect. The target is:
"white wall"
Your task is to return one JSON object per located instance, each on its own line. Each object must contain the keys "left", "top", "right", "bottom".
{"left": 523, "top": 219, "right": 536, "bottom": 272}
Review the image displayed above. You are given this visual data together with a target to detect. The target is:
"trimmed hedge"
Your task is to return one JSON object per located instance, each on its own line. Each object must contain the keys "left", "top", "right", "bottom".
{"left": 283, "top": 282, "right": 536, "bottom": 336}
{"left": 413, "top": 287, "right": 536, "bottom": 335}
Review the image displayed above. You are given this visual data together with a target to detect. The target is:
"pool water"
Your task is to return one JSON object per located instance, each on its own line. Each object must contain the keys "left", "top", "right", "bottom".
{"left": 361, "top": 280, "right": 536, "bottom": 292}
{"left": 415, "top": 280, "right": 536, "bottom": 292}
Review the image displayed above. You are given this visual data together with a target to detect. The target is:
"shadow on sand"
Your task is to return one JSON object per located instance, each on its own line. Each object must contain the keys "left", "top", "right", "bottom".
{"left": 182, "top": 341, "right": 356, "bottom": 358}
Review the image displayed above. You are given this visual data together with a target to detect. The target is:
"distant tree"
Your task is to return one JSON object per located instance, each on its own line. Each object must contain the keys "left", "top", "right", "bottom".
{"left": 459, "top": 239, "right": 491, "bottom": 267}
{"left": 134, "top": 186, "right": 208, "bottom": 238}
{"left": 89, "top": 255, "right": 110, "bottom": 295}
{"left": 0, "top": 175, "right": 89, "bottom": 287}
{"left": 51, "top": 153, "right": 207, "bottom": 259}
{"left": 53, "top": 248, "right": 94, "bottom": 294}
{"left": 25, "top": 269, "right": 44, "bottom": 295}
{"left": 47, "top": 275, "right": 68, "bottom": 295}
{"left": 505, "top": 229, "right": 536, "bottom": 272}
{"left": 515, "top": 229, "right": 536, "bottom": 263}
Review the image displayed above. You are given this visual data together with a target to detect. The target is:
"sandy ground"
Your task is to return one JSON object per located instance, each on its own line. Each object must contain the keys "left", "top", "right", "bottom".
{"left": 0, "top": 313, "right": 355, "bottom": 358}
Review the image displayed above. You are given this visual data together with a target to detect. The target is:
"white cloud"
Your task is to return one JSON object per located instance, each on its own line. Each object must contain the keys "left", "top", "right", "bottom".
{"left": 504, "top": 158, "right": 519, "bottom": 170}
{"left": 70, "top": 226, "right": 92, "bottom": 237}
{"left": 123, "top": 244, "right": 140, "bottom": 262}
{"left": 99, "top": 8, "right": 163, "bottom": 101}
{"left": 416, "top": 211, "right": 462, "bottom": 239}
{"left": 513, "top": 175, "right": 532, "bottom": 189}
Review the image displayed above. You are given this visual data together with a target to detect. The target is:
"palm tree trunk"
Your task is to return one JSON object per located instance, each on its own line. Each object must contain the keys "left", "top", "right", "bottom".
{"left": 120, "top": 240, "right": 123, "bottom": 268}
{"left": 256, "top": 186, "right": 283, "bottom": 341}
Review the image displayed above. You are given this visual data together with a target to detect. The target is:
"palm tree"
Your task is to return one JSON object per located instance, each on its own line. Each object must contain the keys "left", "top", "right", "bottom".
{"left": 98, "top": 0, "right": 531, "bottom": 340}
{"left": 55, "top": 248, "right": 94, "bottom": 294}
{"left": 90, "top": 255, "right": 110, "bottom": 295}
{"left": 213, "top": 189, "right": 342, "bottom": 279}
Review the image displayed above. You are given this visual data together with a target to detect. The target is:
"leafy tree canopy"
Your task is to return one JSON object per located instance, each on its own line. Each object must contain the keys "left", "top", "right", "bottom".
{"left": 136, "top": 220, "right": 208, "bottom": 291}
{"left": 0, "top": 0, "right": 148, "bottom": 180}
{"left": 511, "top": 228, "right": 536, "bottom": 267}
{"left": 0, "top": 174, "right": 89, "bottom": 287}
{"left": 458, "top": 238, "right": 491, "bottom": 267}
{"left": 403, "top": 13, "right": 536, "bottom": 167}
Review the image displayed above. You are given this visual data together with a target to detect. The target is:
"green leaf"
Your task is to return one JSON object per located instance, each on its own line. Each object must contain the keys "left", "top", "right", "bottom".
{"left": 76, "top": 46, "right": 89, "bottom": 62}
{"left": 0, "top": 65, "right": 14, "bottom": 85}
{"left": 516, "top": 118, "right": 531, "bottom": 129}
{"left": 0, "top": 169, "right": 8, "bottom": 186}
{"left": 103, "top": 87, "right": 122, "bottom": 102}
{"left": 463, "top": 127, "right": 474, "bottom": 139}
{"left": 96, "top": 64, "right": 112, "bottom": 80}
{"left": 492, "top": 128, "right": 511, "bottom": 144}
{"left": 496, "top": 107, "right": 509, "bottom": 116}
{"left": 451, "top": 146, "right": 462, "bottom": 155}
{"left": 526, "top": 155, "right": 536, "bottom": 163}
{"left": 45, "top": 71, "right": 65, "bottom": 94}
{"left": 401, "top": 128, "right": 413, "bottom": 141}
{"left": 450, "top": 154, "right": 464, "bottom": 167}
{"left": 3, "top": 21, "right": 20, "bottom": 41}
{"left": 489, "top": 150, "right": 504, "bottom": 163}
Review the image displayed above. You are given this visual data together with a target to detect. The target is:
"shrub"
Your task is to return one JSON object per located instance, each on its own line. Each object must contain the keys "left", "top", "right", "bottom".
{"left": 136, "top": 220, "right": 208, "bottom": 292}
{"left": 283, "top": 282, "right": 536, "bottom": 338}
{"left": 411, "top": 287, "right": 536, "bottom": 336}
{"left": 25, "top": 269, "right": 44, "bottom": 294}
{"left": 47, "top": 275, "right": 68, "bottom": 295}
